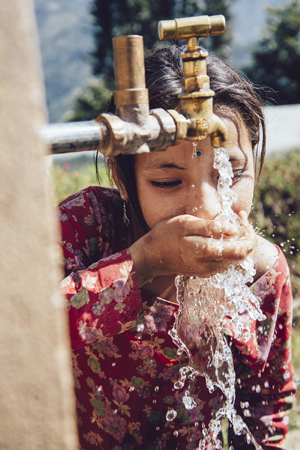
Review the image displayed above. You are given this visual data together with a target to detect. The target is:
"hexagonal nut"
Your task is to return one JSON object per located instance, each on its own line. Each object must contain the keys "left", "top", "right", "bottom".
{"left": 96, "top": 113, "right": 127, "bottom": 157}
{"left": 150, "top": 108, "right": 177, "bottom": 150}
{"left": 166, "top": 110, "right": 187, "bottom": 140}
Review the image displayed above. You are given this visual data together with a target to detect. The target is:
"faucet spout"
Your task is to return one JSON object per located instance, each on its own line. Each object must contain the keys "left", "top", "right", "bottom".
{"left": 159, "top": 15, "right": 230, "bottom": 148}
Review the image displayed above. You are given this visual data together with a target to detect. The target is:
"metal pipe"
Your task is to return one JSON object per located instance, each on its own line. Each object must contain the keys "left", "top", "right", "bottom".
{"left": 40, "top": 120, "right": 110, "bottom": 155}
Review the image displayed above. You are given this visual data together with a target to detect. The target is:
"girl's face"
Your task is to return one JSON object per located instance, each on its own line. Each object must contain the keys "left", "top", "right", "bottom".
{"left": 134, "top": 115, "right": 255, "bottom": 230}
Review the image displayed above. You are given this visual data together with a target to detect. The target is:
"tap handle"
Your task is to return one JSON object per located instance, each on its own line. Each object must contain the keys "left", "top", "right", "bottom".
{"left": 158, "top": 15, "right": 225, "bottom": 42}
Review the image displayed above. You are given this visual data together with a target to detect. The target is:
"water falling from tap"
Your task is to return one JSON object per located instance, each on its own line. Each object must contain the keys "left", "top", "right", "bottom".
{"left": 168, "top": 145, "right": 265, "bottom": 450}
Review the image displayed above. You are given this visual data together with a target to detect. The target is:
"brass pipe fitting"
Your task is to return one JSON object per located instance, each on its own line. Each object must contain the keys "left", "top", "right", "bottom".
{"left": 113, "top": 35, "right": 149, "bottom": 126}
{"left": 158, "top": 15, "right": 229, "bottom": 148}
{"left": 94, "top": 35, "right": 179, "bottom": 156}
{"left": 158, "top": 15, "right": 225, "bottom": 41}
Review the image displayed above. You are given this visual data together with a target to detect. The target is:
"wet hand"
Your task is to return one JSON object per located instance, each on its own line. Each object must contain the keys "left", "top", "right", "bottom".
{"left": 129, "top": 212, "right": 256, "bottom": 287}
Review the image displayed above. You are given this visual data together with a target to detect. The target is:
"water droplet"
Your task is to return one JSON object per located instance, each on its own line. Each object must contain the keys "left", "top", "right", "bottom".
{"left": 166, "top": 409, "right": 177, "bottom": 422}
{"left": 182, "top": 393, "right": 196, "bottom": 410}
{"left": 137, "top": 323, "right": 144, "bottom": 332}
{"left": 173, "top": 430, "right": 178, "bottom": 437}
{"left": 154, "top": 386, "right": 159, "bottom": 392}
{"left": 256, "top": 385, "right": 261, "bottom": 393}
{"left": 174, "top": 380, "right": 184, "bottom": 390}
{"left": 264, "top": 381, "right": 269, "bottom": 388}
{"left": 156, "top": 426, "right": 160, "bottom": 431}
{"left": 152, "top": 399, "right": 156, "bottom": 404}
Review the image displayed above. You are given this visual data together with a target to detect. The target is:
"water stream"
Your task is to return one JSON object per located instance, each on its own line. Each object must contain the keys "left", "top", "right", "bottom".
{"left": 168, "top": 144, "right": 265, "bottom": 449}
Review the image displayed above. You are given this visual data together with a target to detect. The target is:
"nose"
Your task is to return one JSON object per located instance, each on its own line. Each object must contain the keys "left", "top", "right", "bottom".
{"left": 185, "top": 181, "right": 221, "bottom": 220}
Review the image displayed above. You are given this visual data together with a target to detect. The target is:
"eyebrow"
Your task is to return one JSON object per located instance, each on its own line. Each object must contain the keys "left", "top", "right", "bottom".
{"left": 142, "top": 161, "right": 186, "bottom": 171}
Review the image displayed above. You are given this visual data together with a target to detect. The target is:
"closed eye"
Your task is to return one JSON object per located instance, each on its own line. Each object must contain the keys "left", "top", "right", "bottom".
{"left": 150, "top": 180, "right": 182, "bottom": 189}
{"left": 233, "top": 171, "right": 245, "bottom": 179}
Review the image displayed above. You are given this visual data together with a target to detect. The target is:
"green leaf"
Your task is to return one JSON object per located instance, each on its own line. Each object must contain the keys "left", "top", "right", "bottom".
{"left": 70, "top": 288, "right": 89, "bottom": 308}
{"left": 90, "top": 397, "right": 106, "bottom": 416}
{"left": 88, "top": 356, "right": 101, "bottom": 373}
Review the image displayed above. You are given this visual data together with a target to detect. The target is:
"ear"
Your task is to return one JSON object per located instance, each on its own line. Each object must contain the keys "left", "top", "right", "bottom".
{"left": 109, "top": 159, "right": 129, "bottom": 201}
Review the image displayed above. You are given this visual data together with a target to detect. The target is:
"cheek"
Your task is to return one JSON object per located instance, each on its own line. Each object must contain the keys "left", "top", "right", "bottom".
{"left": 136, "top": 185, "right": 169, "bottom": 229}
{"left": 137, "top": 185, "right": 184, "bottom": 229}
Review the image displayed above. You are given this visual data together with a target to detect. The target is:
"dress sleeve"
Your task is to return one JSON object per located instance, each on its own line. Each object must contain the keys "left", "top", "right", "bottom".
{"left": 58, "top": 188, "right": 142, "bottom": 351}
{"left": 229, "top": 249, "right": 297, "bottom": 449}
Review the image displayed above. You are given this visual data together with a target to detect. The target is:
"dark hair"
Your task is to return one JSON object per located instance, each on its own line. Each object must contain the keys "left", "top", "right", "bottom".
{"left": 101, "top": 45, "right": 266, "bottom": 234}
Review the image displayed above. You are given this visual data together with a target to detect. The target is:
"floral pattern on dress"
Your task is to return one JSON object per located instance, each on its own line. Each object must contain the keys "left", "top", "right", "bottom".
{"left": 58, "top": 186, "right": 297, "bottom": 450}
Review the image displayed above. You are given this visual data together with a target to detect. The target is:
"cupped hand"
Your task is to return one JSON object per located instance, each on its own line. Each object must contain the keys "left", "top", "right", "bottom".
{"left": 129, "top": 212, "right": 256, "bottom": 287}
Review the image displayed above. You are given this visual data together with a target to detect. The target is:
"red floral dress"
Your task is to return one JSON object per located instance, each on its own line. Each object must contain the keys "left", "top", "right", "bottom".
{"left": 59, "top": 186, "right": 297, "bottom": 450}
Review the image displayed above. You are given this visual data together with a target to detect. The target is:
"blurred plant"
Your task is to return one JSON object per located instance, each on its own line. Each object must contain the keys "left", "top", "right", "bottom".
{"left": 64, "top": 78, "right": 112, "bottom": 122}
{"left": 243, "top": 0, "right": 300, "bottom": 104}
{"left": 250, "top": 149, "right": 300, "bottom": 297}
{"left": 91, "top": 0, "right": 235, "bottom": 80}
{"left": 51, "top": 161, "right": 112, "bottom": 204}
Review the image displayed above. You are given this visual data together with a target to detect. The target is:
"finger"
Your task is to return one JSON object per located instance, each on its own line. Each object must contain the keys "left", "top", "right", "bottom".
{"left": 175, "top": 215, "right": 239, "bottom": 239}
{"left": 182, "top": 235, "right": 256, "bottom": 262}
{"left": 238, "top": 210, "right": 248, "bottom": 224}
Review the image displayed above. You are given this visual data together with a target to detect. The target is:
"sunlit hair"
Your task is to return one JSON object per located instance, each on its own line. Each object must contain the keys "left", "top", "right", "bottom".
{"left": 98, "top": 45, "right": 266, "bottom": 234}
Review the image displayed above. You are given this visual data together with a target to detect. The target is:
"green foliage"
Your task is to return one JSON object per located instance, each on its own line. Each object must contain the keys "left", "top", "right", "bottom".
{"left": 250, "top": 150, "right": 300, "bottom": 297}
{"left": 243, "top": 0, "right": 300, "bottom": 104}
{"left": 91, "top": 0, "right": 174, "bottom": 80}
{"left": 65, "top": 78, "right": 112, "bottom": 122}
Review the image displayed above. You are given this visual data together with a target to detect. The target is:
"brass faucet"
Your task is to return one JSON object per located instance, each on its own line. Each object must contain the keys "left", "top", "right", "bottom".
{"left": 42, "top": 15, "right": 229, "bottom": 155}
{"left": 158, "top": 15, "right": 229, "bottom": 147}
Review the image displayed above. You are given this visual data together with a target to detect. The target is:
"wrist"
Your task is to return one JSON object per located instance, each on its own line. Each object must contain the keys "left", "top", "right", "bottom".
{"left": 128, "top": 236, "right": 158, "bottom": 287}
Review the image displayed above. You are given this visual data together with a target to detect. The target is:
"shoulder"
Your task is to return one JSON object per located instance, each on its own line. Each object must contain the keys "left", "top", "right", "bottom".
{"left": 58, "top": 186, "right": 126, "bottom": 267}
{"left": 59, "top": 186, "right": 121, "bottom": 211}
{"left": 58, "top": 186, "right": 122, "bottom": 221}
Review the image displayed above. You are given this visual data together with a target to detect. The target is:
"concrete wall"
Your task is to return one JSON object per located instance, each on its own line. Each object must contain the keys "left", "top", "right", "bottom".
{"left": 0, "top": 0, "right": 78, "bottom": 448}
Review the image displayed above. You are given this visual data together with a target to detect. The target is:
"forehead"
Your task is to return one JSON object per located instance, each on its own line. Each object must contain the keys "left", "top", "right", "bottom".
{"left": 136, "top": 115, "right": 253, "bottom": 170}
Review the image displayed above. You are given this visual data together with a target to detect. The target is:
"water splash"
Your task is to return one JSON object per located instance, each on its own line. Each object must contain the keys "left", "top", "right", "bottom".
{"left": 192, "top": 140, "right": 202, "bottom": 158}
{"left": 168, "top": 147, "right": 265, "bottom": 449}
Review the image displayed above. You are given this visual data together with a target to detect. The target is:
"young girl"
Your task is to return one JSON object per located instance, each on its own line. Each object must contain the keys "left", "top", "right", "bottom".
{"left": 59, "top": 46, "right": 296, "bottom": 450}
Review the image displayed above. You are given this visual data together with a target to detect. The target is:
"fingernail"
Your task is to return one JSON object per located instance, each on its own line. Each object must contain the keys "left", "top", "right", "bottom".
{"left": 239, "top": 211, "right": 248, "bottom": 221}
